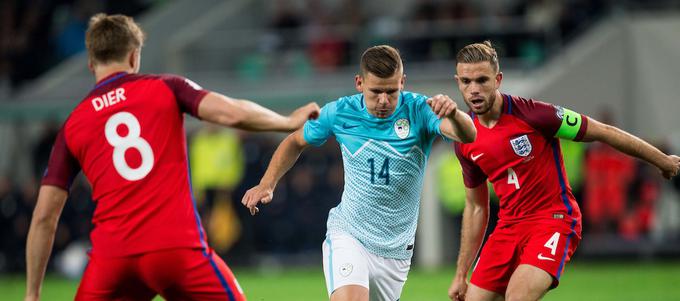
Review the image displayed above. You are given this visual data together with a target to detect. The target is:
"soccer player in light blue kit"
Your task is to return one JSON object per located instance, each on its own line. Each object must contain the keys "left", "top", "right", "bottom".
{"left": 242, "top": 45, "right": 476, "bottom": 301}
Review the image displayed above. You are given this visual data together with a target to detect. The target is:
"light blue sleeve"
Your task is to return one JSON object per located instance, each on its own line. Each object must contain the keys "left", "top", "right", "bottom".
{"left": 303, "top": 101, "right": 336, "bottom": 146}
{"left": 416, "top": 95, "right": 444, "bottom": 138}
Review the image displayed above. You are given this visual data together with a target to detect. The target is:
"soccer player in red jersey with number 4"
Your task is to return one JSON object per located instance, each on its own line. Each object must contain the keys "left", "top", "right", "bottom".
{"left": 447, "top": 41, "right": 680, "bottom": 301}
{"left": 25, "top": 14, "right": 319, "bottom": 301}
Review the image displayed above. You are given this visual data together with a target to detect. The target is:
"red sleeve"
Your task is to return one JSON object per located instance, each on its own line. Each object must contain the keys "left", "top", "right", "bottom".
{"left": 160, "top": 74, "right": 209, "bottom": 117}
{"left": 510, "top": 95, "right": 589, "bottom": 141}
{"left": 41, "top": 128, "right": 81, "bottom": 190}
{"left": 509, "top": 96, "right": 561, "bottom": 137}
{"left": 573, "top": 116, "right": 588, "bottom": 142}
{"left": 454, "top": 142, "right": 487, "bottom": 188}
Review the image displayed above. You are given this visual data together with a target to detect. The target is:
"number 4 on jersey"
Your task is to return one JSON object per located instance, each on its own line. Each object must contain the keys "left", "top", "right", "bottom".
{"left": 105, "top": 112, "right": 155, "bottom": 181}
{"left": 507, "top": 168, "right": 520, "bottom": 189}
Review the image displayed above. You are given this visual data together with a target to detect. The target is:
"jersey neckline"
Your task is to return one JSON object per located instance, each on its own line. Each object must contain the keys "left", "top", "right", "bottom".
{"left": 474, "top": 93, "right": 512, "bottom": 130}
{"left": 94, "top": 72, "right": 129, "bottom": 89}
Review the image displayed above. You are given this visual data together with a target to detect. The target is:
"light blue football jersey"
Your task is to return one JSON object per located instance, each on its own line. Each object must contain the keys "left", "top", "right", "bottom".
{"left": 303, "top": 91, "right": 445, "bottom": 259}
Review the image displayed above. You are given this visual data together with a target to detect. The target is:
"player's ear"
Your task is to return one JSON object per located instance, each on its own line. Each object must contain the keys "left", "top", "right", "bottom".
{"left": 495, "top": 72, "right": 503, "bottom": 89}
{"left": 355, "top": 74, "right": 363, "bottom": 92}
{"left": 400, "top": 73, "right": 406, "bottom": 90}
{"left": 129, "top": 48, "right": 141, "bottom": 72}
{"left": 128, "top": 50, "right": 135, "bottom": 67}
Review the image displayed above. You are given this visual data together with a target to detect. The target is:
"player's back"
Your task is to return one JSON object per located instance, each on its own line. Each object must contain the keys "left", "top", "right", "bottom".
{"left": 62, "top": 72, "right": 207, "bottom": 257}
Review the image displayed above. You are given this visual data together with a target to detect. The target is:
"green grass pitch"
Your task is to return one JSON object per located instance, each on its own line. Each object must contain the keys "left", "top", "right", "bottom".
{"left": 3, "top": 261, "right": 679, "bottom": 300}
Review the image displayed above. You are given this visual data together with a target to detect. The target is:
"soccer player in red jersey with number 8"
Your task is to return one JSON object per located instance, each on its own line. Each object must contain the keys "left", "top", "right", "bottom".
{"left": 448, "top": 41, "right": 680, "bottom": 301}
{"left": 25, "top": 14, "right": 320, "bottom": 301}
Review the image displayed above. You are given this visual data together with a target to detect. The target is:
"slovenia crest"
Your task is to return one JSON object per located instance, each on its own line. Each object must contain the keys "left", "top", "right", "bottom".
{"left": 394, "top": 118, "right": 410, "bottom": 139}
{"left": 339, "top": 263, "right": 353, "bottom": 277}
{"left": 510, "top": 135, "right": 532, "bottom": 157}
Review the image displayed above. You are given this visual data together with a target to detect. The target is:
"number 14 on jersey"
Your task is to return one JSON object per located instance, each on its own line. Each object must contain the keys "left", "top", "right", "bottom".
{"left": 367, "top": 157, "right": 390, "bottom": 185}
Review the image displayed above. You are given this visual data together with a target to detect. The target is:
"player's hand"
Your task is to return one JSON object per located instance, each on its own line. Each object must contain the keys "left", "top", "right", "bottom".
{"left": 448, "top": 276, "right": 468, "bottom": 301}
{"left": 241, "top": 184, "right": 274, "bottom": 216}
{"left": 427, "top": 94, "right": 458, "bottom": 119}
{"left": 288, "top": 102, "right": 320, "bottom": 131}
{"left": 661, "top": 155, "right": 680, "bottom": 179}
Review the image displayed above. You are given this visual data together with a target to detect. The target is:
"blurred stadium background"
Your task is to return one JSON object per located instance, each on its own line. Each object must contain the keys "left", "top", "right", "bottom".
{"left": 2, "top": 0, "right": 680, "bottom": 300}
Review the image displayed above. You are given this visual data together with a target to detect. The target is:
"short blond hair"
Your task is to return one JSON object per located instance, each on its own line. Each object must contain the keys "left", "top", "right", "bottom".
{"left": 85, "top": 13, "right": 145, "bottom": 65}
{"left": 456, "top": 41, "right": 499, "bottom": 72}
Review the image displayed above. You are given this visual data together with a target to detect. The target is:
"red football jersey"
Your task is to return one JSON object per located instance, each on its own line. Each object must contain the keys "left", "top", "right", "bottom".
{"left": 42, "top": 72, "right": 210, "bottom": 257}
{"left": 454, "top": 94, "right": 588, "bottom": 226}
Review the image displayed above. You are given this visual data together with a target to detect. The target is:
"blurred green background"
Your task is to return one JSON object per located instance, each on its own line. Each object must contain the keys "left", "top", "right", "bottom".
{"left": 4, "top": 261, "right": 680, "bottom": 300}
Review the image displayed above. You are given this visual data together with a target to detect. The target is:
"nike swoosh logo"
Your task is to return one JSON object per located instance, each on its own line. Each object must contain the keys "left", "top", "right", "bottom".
{"left": 471, "top": 153, "right": 484, "bottom": 161}
{"left": 537, "top": 253, "right": 556, "bottom": 261}
{"left": 342, "top": 123, "right": 359, "bottom": 129}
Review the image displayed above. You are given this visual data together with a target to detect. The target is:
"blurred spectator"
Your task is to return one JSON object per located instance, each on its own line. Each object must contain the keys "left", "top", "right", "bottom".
{"left": 337, "top": 0, "right": 365, "bottom": 30}
{"left": 0, "top": 175, "right": 21, "bottom": 272}
{"left": 189, "top": 125, "right": 245, "bottom": 254}
{"left": 0, "top": 175, "right": 36, "bottom": 272}
{"left": 305, "top": 0, "right": 347, "bottom": 72}
{"left": 582, "top": 112, "right": 664, "bottom": 240}
{"left": 561, "top": 139, "right": 585, "bottom": 198}
{"left": 559, "top": 0, "right": 606, "bottom": 41}
{"left": 104, "top": 0, "right": 151, "bottom": 17}
{"left": 583, "top": 110, "right": 636, "bottom": 234}
{"left": 31, "top": 120, "right": 60, "bottom": 181}
{"left": 521, "top": 0, "right": 564, "bottom": 31}
{"left": 434, "top": 145, "right": 466, "bottom": 215}
{"left": 53, "top": 0, "right": 101, "bottom": 60}
{"left": 0, "top": 0, "right": 150, "bottom": 96}
{"left": 2, "top": 0, "right": 59, "bottom": 93}
{"left": 619, "top": 141, "right": 670, "bottom": 240}
{"left": 0, "top": 0, "right": 615, "bottom": 91}
{"left": 439, "top": 1, "right": 478, "bottom": 21}
{"left": 269, "top": 0, "right": 307, "bottom": 51}
{"left": 404, "top": 0, "right": 440, "bottom": 62}
{"left": 619, "top": 161, "right": 661, "bottom": 240}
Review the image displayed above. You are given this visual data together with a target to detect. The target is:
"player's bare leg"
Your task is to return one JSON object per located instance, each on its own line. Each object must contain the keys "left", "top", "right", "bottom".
{"left": 331, "top": 284, "right": 369, "bottom": 301}
{"left": 505, "top": 264, "right": 552, "bottom": 301}
{"left": 464, "top": 283, "right": 504, "bottom": 301}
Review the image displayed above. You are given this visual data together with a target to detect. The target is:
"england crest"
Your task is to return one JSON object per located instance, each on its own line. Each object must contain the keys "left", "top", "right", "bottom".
{"left": 394, "top": 118, "right": 410, "bottom": 139}
{"left": 510, "top": 135, "right": 532, "bottom": 157}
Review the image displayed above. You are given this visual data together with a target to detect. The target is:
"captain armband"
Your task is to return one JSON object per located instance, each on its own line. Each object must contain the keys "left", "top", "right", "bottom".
{"left": 554, "top": 106, "right": 583, "bottom": 140}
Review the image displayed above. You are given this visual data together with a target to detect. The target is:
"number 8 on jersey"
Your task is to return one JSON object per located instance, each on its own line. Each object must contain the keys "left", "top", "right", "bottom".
{"left": 104, "top": 111, "right": 155, "bottom": 181}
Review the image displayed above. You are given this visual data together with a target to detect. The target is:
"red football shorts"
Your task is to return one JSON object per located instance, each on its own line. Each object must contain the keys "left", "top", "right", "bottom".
{"left": 76, "top": 247, "right": 246, "bottom": 301}
{"left": 470, "top": 218, "right": 581, "bottom": 295}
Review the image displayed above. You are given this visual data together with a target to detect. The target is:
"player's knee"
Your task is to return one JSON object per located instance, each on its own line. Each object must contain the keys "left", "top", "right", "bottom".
{"left": 331, "top": 285, "right": 369, "bottom": 301}
{"left": 505, "top": 288, "right": 545, "bottom": 301}
{"left": 505, "top": 291, "right": 529, "bottom": 301}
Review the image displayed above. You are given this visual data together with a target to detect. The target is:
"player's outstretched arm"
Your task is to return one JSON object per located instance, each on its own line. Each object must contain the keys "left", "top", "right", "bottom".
{"left": 449, "top": 183, "right": 490, "bottom": 301}
{"left": 198, "top": 92, "right": 320, "bottom": 132}
{"left": 25, "top": 185, "right": 68, "bottom": 301}
{"left": 581, "top": 117, "right": 680, "bottom": 179}
{"left": 427, "top": 94, "right": 476, "bottom": 143}
{"left": 241, "top": 129, "right": 310, "bottom": 215}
